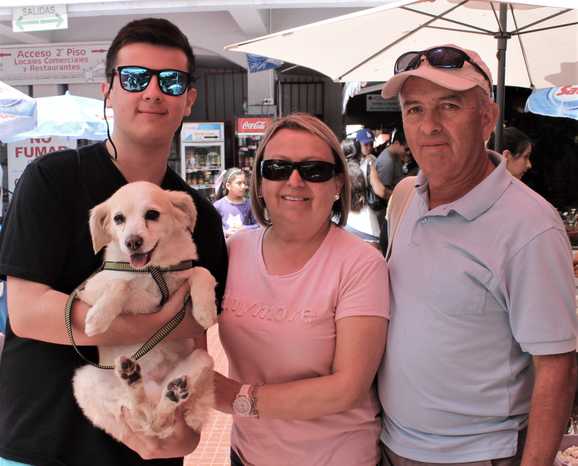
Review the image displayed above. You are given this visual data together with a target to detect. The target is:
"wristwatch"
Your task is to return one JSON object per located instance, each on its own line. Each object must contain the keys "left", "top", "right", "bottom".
{"left": 232, "top": 384, "right": 259, "bottom": 418}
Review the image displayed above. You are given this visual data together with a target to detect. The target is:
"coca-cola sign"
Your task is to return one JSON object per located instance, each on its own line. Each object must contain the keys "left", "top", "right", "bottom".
{"left": 237, "top": 117, "right": 272, "bottom": 134}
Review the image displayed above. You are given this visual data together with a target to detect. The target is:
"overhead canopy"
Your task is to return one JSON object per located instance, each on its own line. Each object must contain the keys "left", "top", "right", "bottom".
{"left": 226, "top": 0, "right": 577, "bottom": 88}
{"left": 227, "top": 0, "right": 577, "bottom": 148}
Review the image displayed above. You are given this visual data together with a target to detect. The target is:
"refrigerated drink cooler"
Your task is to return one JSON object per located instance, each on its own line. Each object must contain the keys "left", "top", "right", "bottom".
{"left": 180, "top": 122, "right": 225, "bottom": 199}
{"left": 236, "top": 117, "right": 273, "bottom": 176}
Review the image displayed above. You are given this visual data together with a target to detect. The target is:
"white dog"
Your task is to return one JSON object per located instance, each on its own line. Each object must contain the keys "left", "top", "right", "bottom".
{"left": 72, "top": 181, "right": 217, "bottom": 442}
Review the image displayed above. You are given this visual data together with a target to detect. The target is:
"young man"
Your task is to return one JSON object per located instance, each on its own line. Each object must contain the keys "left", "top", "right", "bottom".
{"left": 371, "top": 127, "right": 410, "bottom": 252}
{"left": 374, "top": 127, "right": 409, "bottom": 203}
{"left": 378, "top": 45, "right": 576, "bottom": 466}
{"left": 0, "top": 18, "right": 227, "bottom": 466}
{"left": 355, "top": 127, "right": 375, "bottom": 159}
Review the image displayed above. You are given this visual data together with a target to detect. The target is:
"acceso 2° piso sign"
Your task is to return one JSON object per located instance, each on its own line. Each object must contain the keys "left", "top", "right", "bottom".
{"left": 0, "top": 42, "right": 108, "bottom": 85}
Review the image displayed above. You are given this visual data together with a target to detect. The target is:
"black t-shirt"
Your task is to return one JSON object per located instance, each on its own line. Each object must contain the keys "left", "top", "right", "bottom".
{"left": 0, "top": 143, "right": 228, "bottom": 466}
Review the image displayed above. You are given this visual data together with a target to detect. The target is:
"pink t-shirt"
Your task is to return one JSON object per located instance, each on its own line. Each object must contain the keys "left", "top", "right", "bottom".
{"left": 219, "top": 224, "right": 389, "bottom": 466}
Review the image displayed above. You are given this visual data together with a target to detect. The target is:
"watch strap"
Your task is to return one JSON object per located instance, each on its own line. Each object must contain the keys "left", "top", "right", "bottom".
{"left": 239, "top": 384, "right": 251, "bottom": 398}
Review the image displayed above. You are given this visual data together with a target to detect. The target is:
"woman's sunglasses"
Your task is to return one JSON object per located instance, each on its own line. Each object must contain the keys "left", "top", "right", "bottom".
{"left": 115, "top": 66, "right": 191, "bottom": 97}
{"left": 261, "top": 159, "right": 339, "bottom": 183}
{"left": 394, "top": 46, "right": 492, "bottom": 93}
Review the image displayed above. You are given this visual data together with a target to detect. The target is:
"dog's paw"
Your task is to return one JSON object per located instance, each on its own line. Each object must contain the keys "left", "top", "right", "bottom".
{"left": 84, "top": 306, "right": 114, "bottom": 336}
{"left": 148, "top": 376, "right": 191, "bottom": 439}
{"left": 192, "top": 303, "right": 218, "bottom": 329}
{"left": 165, "top": 376, "right": 190, "bottom": 404}
{"left": 115, "top": 356, "right": 142, "bottom": 387}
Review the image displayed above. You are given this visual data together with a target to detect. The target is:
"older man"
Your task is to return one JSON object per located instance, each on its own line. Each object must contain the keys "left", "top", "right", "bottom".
{"left": 378, "top": 45, "right": 577, "bottom": 466}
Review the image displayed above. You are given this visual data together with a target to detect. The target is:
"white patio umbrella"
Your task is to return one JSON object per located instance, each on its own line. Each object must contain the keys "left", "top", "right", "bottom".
{"left": 2, "top": 91, "right": 112, "bottom": 143}
{"left": 226, "top": 0, "right": 577, "bottom": 149}
{"left": 0, "top": 80, "right": 36, "bottom": 142}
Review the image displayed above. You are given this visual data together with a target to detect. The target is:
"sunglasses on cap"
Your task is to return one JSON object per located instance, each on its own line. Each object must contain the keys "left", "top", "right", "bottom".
{"left": 394, "top": 46, "right": 492, "bottom": 94}
{"left": 114, "top": 66, "right": 191, "bottom": 96}
{"left": 261, "top": 159, "right": 339, "bottom": 183}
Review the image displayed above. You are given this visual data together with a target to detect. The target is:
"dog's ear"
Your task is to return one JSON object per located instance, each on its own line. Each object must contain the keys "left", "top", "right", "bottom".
{"left": 168, "top": 191, "right": 197, "bottom": 231}
{"left": 89, "top": 201, "right": 112, "bottom": 253}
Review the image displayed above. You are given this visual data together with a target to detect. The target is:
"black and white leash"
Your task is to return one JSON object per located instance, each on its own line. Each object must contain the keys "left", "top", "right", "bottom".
{"left": 64, "top": 260, "right": 197, "bottom": 370}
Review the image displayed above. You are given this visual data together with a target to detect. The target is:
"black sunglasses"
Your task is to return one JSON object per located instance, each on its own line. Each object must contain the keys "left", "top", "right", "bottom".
{"left": 261, "top": 159, "right": 339, "bottom": 183}
{"left": 114, "top": 66, "right": 191, "bottom": 97}
{"left": 394, "top": 46, "right": 492, "bottom": 94}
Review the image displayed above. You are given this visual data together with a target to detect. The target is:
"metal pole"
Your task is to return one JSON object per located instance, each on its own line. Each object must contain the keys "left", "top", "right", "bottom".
{"left": 494, "top": 3, "right": 509, "bottom": 152}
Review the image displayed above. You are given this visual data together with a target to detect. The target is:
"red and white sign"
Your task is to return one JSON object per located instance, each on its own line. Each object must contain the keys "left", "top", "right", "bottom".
{"left": 236, "top": 117, "right": 272, "bottom": 134}
{"left": 0, "top": 42, "right": 108, "bottom": 85}
{"left": 554, "top": 85, "right": 578, "bottom": 100}
{"left": 7, "top": 137, "right": 76, "bottom": 195}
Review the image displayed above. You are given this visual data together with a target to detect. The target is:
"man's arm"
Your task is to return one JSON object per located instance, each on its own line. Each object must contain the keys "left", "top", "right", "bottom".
{"left": 521, "top": 352, "right": 577, "bottom": 466}
{"left": 369, "top": 162, "right": 392, "bottom": 200}
{"left": 7, "top": 276, "right": 205, "bottom": 346}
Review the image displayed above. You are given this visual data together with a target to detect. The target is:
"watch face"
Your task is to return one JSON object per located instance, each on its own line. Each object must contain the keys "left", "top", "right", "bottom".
{"left": 233, "top": 396, "right": 252, "bottom": 416}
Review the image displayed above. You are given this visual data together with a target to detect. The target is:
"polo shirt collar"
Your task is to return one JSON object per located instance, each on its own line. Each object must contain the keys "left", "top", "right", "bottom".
{"left": 415, "top": 150, "right": 512, "bottom": 221}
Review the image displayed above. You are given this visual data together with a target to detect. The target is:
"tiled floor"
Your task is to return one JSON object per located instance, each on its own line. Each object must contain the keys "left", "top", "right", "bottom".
{"left": 185, "top": 327, "right": 232, "bottom": 466}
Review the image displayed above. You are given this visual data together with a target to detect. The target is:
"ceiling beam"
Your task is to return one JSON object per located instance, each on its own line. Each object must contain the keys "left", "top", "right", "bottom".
{"left": 228, "top": 7, "right": 268, "bottom": 36}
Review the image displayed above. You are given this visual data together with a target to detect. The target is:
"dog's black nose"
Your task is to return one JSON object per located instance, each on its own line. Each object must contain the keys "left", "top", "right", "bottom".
{"left": 126, "top": 235, "right": 143, "bottom": 252}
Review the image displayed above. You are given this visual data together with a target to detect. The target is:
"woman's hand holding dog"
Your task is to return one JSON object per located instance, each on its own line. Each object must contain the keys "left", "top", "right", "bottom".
{"left": 213, "top": 370, "right": 242, "bottom": 414}
{"left": 120, "top": 406, "right": 200, "bottom": 459}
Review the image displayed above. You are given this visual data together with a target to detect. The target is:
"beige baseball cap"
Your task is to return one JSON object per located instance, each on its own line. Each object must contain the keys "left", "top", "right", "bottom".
{"left": 381, "top": 45, "right": 493, "bottom": 99}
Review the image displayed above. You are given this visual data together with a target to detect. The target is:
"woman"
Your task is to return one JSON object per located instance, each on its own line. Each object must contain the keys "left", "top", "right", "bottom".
{"left": 215, "top": 113, "right": 389, "bottom": 466}
{"left": 344, "top": 161, "right": 381, "bottom": 244}
{"left": 494, "top": 126, "right": 533, "bottom": 179}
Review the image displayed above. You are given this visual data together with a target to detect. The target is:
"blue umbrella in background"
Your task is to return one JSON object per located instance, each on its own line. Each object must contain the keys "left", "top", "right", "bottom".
{"left": 0, "top": 80, "right": 37, "bottom": 142}
{"left": 2, "top": 91, "right": 112, "bottom": 142}
{"left": 525, "top": 84, "right": 578, "bottom": 120}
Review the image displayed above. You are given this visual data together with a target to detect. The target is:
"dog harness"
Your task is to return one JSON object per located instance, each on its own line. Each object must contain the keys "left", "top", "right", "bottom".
{"left": 64, "top": 259, "right": 198, "bottom": 370}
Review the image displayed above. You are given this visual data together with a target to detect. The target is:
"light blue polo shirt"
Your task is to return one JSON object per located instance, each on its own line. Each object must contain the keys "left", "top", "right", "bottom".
{"left": 378, "top": 152, "right": 577, "bottom": 462}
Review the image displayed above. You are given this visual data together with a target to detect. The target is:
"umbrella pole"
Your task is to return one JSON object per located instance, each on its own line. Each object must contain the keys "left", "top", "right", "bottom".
{"left": 494, "top": 2, "right": 509, "bottom": 152}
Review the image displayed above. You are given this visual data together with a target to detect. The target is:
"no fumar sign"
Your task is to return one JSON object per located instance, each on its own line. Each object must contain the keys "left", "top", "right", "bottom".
{"left": 12, "top": 5, "right": 68, "bottom": 33}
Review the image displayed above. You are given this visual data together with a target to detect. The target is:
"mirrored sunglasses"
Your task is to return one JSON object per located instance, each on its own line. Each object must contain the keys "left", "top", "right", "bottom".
{"left": 394, "top": 46, "right": 492, "bottom": 94}
{"left": 115, "top": 66, "right": 191, "bottom": 97}
{"left": 261, "top": 159, "right": 338, "bottom": 183}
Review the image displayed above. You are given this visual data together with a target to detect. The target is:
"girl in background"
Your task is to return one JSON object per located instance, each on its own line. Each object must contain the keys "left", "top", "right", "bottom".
{"left": 214, "top": 168, "right": 256, "bottom": 238}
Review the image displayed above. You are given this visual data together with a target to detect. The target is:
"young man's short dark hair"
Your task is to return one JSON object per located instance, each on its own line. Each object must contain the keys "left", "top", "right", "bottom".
{"left": 105, "top": 18, "right": 196, "bottom": 82}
